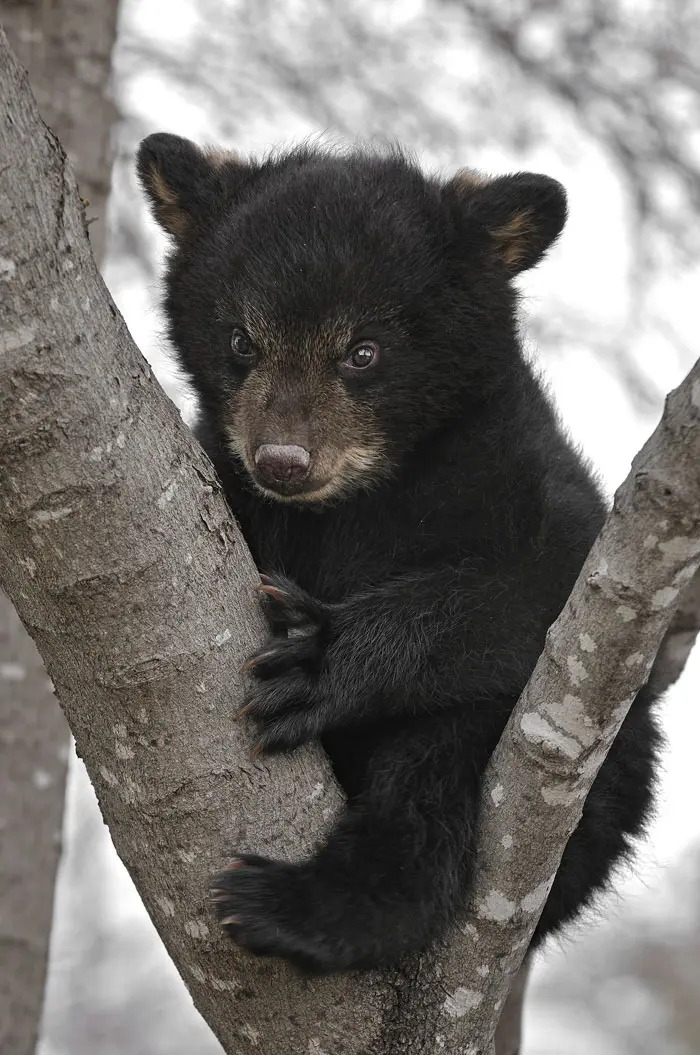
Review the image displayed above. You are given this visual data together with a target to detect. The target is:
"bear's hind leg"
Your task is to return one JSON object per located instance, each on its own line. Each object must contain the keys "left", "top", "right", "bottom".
{"left": 212, "top": 724, "right": 479, "bottom": 973}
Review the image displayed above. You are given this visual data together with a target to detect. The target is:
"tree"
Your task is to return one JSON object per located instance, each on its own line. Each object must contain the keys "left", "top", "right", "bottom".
{"left": 2, "top": 24, "right": 699, "bottom": 1055}
{"left": 0, "top": 3, "right": 119, "bottom": 1052}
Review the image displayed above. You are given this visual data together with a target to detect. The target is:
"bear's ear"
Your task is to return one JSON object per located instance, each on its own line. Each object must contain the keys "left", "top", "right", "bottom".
{"left": 447, "top": 170, "right": 567, "bottom": 274}
{"left": 137, "top": 133, "right": 246, "bottom": 239}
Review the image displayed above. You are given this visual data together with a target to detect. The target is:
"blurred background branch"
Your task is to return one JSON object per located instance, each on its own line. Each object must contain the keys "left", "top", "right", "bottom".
{"left": 0, "top": 3, "right": 118, "bottom": 1053}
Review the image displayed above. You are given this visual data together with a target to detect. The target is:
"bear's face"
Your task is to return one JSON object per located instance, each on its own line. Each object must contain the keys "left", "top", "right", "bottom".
{"left": 138, "top": 135, "right": 566, "bottom": 504}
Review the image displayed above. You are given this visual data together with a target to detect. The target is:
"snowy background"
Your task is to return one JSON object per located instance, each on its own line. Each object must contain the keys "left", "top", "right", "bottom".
{"left": 37, "top": 0, "right": 700, "bottom": 1051}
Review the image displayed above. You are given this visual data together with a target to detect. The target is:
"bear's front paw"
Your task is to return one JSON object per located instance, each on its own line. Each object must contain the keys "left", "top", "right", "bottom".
{"left": 239, "top": 575, "right": 336, "bottom": 752}
{"left": 239, "top": 671, "right": 329, "bottom": 753}
{"left": 241, "top": 575, "right": 330, "bottom": 681}
{"left": 210, "top": 856, "right": 334, "bottom": 972}
{"left": 248, "top": 574, "right": 332, "bottom": 658}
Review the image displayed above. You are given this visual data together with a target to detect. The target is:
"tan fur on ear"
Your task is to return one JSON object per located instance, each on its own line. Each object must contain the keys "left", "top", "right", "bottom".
{"left": 203, "top": 147, "right": 242, "bottom": 170}
{"left": 491, "top": 208, "right": 536, "bottom": 272}
{"left": 451, "top": 167, "right": 490, "bottom": 192}
{"left": 446, "top": 168, "right": 567, "bottom": 274}
{"left": 137, "top": 133, "right": 249, "bottom": 240}
{"left": 142, "top": 161, "right": 189, "bottom": 237}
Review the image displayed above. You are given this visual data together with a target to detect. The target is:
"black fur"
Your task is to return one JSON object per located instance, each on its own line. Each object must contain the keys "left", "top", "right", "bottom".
{"left": 139, "top": 134, "right": 659, "bottom": 974}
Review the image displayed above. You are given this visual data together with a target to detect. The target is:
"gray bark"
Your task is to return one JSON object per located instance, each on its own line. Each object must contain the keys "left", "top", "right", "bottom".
{"left": 0, "top": 25, "right": 382, "bottom": 1055}
{"left": 650, "top": 566, "right": 700, "bottom": 694}
{"left": 1, "top": 23, "right": 699, "bottom": 1055}
{"left": 0, "top": 3, "right": 118, "bottom": 1052}
{"left": 434, "top": 359, "right": 700, "bottom": 1052}
{"left": 493, "top": 957, "right": 531, "bottom": 1055}
{"left": 1, "top": 0, "right": 119, "bottom": 261}
{"left": 0, "top": 601, "right": 68, "bottom": 1055}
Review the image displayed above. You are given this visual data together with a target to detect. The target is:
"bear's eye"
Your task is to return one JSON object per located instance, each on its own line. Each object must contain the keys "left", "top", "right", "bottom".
{"left": 341, "top": 341, "right": 380, "bottom": 373}
{"left": 230, "top": 328, "right": 256, "bottom": 362}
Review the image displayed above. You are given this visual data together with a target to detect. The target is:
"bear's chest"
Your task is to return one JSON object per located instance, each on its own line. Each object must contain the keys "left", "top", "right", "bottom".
{"left": 238, "top": 497, "right": 419, "bottom": 602}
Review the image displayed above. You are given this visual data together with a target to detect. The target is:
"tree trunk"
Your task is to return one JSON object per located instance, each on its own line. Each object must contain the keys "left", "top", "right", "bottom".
{"left": 0, "top": 601, "right": 68, "bottom": 1055}
{"left": 0, "top": 3, "right": 118, "bottom": 1052}
{"left": 0, "top": 25, "right": 387, "bottom": 1055}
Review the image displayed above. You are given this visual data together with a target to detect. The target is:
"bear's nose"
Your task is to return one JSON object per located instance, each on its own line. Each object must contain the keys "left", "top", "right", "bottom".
{"left": 254, "top": 444, "right": 311, "bottom": 488}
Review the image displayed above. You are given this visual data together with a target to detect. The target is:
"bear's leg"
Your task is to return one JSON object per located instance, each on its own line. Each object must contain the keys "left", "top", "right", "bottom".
{"left": 212, "top": 718, "right": 480, "bottom": 973}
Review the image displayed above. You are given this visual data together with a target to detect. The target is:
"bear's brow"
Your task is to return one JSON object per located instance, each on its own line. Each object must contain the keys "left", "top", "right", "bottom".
{"left": 215, "top": 297, "right": 362, "bottom": 353}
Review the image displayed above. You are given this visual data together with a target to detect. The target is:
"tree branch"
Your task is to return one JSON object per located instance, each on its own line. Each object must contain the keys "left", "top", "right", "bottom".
{"left": 1, "top": 0, "right": 120, "bottom": 261}
{"left": 2, "top": 23, "right": 699, "bottom": 1055}
{"left": 429, "top": 354, "right": 700, "bottom": 1052}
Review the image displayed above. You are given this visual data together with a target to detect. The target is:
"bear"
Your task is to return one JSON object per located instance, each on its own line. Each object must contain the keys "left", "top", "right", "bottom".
{"left": 137, "top": 133, "right": 659, "bottom": 975}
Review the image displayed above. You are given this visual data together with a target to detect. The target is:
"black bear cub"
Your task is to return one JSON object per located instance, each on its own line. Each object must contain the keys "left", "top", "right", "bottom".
{"left": 138, "top": 134, "right": 658, "bottom": 974}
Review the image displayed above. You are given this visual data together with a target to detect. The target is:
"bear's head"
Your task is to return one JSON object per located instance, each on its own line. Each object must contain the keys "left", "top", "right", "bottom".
{"left": 138, "top": 134, "right": 566, "bottom": 504}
